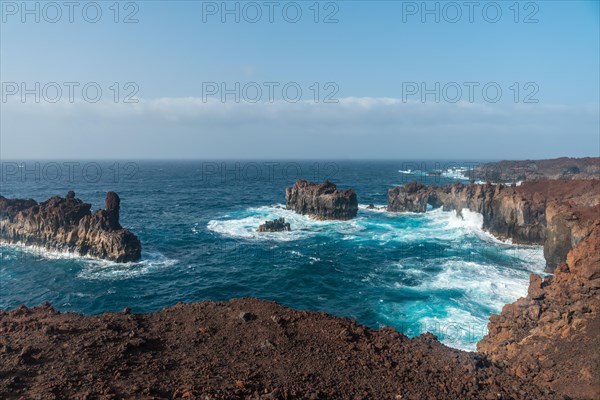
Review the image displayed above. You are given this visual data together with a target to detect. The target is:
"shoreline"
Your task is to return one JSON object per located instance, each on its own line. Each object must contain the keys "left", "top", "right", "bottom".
{"left": 1, "top": 162, "right": 598, "bottom": 399}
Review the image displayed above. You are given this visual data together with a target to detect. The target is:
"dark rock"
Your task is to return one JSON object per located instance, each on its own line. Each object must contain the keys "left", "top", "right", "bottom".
{"left": 285, "top": 180, "right": 358, "bottom": 220}
{"left": 239, "top": 311, "right": 256, "bottom": 322}
{"left": 257, "top": 218, "right": 291, "bottom": 232}
{"left": 104, "top": 191, "right": 121, "bottom": 230}
{"left": 0, "top": 192, "right": 141, "bottom": 262}
{"left": 387, "top": 182, "right": 432, "bottom": 213}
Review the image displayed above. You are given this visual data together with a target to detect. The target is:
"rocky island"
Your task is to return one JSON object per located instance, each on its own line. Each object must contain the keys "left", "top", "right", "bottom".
{"left": 257, "top": 218, "right": 291, "bottom": 232}
{"left": 0, "top": 191, "right": 141, "bottom": 262}
{"left": 285, "top": 180, "right": 358, "bottom": 220}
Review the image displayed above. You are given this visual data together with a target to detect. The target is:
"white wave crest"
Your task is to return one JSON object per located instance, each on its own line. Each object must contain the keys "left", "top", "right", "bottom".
{"left": 77, "top": 252, "right": 178, "bottom": 281}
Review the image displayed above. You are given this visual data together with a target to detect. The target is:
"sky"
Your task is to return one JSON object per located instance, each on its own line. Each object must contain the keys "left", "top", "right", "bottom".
{"left": 0, "top": 0, "right": 599, "bottom": 160}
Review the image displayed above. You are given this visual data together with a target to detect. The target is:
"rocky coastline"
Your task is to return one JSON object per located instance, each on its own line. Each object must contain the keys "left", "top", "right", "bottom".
{"left": 387, "top": 179, "right": 600, "bottom": 272}
{"left": 1, "top": 170, "right": 598, "bottom": 399}
{"left": 285, "top": 180, "right": 358, "bottom": 220}
{"left": 464, "top": 157, "right": 599, "bottom": 183}
{"left": 0, "top": 191, "right": 141, "bottom": 262}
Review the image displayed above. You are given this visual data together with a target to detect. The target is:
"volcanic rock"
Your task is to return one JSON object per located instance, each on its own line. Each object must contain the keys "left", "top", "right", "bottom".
{"left": 285, "top": 180, "right": 358, "bottom": 220}
{"left": 0, "top": 191, "right": 141, "bottom": 262}
{"left": 257, "top": 218, "right": 291, "bottom": 232}
{"left": 0, "top": 299, "right": 560, "bottom": 400}
{"left": 478, "top": 220, "right": 600, "bottom": 399}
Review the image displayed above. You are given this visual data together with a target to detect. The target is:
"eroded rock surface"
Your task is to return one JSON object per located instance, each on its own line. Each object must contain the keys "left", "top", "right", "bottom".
{"left": 0, "top": 299, "right": 559, "bottom": 400}
{"left": 0, "top": 191, "right": 141, "bottom": 262}
{"left": 387, "top": 178, "right": 600, "bottom": 399}
{"left": 478, "top": 221, "right": 600, "bottom": 400}
{"left": 286, "top": 180, "right": 358, "bottom": 220}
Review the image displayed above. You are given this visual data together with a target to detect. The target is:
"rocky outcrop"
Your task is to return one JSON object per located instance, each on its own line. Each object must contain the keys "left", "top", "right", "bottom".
{"left": 387, "top": 180, "right": 600, "bottom": 272}
{"left": 0, "top": 191, "right": 141, "bottom": 262}
{"left": 286, "top": 180, "right": 358, "bottom": 220}
{"left": 0, "top": 299, "right": 559, "bottom": 400}
{"left": 478, "top": 220, "right": 600, "bottom": 400}
{"left": 387, "top": 181, "right": 430, "bottom": 212}
{"left": 257, "top": 218, "right": 291, "bottom": 232}
{"left": 467, "top": 157, "right": 599, "bottom": 183}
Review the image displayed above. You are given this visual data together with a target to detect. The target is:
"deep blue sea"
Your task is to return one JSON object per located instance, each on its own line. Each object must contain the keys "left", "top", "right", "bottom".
{"left": 0, "top": 160, "right": 544, "bottom": 350}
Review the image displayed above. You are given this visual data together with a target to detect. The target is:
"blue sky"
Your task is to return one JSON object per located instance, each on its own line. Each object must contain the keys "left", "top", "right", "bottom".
{"left": 1, "top": 0, "right": 599, "bottom": 159}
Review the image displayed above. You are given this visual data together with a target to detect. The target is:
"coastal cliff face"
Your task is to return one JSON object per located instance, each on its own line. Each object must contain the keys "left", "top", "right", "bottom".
{"left": 387, "top": 180, "right": 600, "bottom": 272}
{"left": 478, "top": 221, "right": 600, "bottom": 399}
{"left": 389, "top": 178, "right": 600, "bottom": 399}
{"left": 286, "top": 180, "right": 358, "bottom": 220}
{"left": 0, "top": 191, "right": 141, "bottom": 262}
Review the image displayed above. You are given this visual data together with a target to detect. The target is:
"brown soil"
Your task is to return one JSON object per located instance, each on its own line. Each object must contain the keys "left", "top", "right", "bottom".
{"left": 1, "top": 299, "right": 558, "bottom": 400}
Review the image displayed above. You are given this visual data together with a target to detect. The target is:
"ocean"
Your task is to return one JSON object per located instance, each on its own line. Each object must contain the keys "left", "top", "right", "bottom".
{"left": 0, "top": 160, "right": 545, "bottom": 351}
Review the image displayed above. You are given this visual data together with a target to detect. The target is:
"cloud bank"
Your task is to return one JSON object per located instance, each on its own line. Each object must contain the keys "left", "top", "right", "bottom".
{"left": 2, "top": 97, "right": 598, "bottom": 159}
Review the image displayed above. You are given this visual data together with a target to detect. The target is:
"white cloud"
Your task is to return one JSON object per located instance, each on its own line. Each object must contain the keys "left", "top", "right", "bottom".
{"left": 1, "top": 97, "right": 598, "bottom": 159}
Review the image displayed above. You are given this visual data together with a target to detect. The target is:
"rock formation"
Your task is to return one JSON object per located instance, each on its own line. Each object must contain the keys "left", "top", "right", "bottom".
{"left": 387, "top": 178, "right": 600, "bottom": 398}
{"left": 387, "top": 180, "right": 600, "bottom": 272}
{"left": 0, "top": 191, "right": 141, "bottom": 262}
{"left": 387, "top": 181, "right": 430, "bottom": 213}
{"left": 257, "top": 218, "right": 291, "bottom": 232}
{"left": 286, "top": 180, "right": 358, "bottom": 220}
{"left": 478, "top": 218, "right": 600, "bottom": 399}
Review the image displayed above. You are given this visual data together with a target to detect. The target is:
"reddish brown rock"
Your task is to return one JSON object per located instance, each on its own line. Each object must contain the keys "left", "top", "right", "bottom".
{"left": 0, "top": 299, "right": 558, "bottom": 400}
{"left": 478, "top": 222, "right": 600, "bottom": 400}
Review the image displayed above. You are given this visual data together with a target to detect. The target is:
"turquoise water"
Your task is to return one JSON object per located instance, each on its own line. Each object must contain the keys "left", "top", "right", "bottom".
{"left": 0, "top": 160, "right": 544, "bottom": 350}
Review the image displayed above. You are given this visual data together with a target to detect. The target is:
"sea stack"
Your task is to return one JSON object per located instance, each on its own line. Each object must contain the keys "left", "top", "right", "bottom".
{"left": 0, "top": 191, "right": 142, "bottom": 262}
{"left": 285, "top": 180, "right": 358, "bottom": 220}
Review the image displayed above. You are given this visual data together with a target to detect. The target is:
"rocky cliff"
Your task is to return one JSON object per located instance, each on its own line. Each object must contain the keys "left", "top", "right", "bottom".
{"left": 0, "top": 191, "right": 141, "bottom": 262}
{"left": 286, "top": 180, "right": 358, "bottom": 220}
{"left": 388, "top": 180, "right": 600, "bottom": 272}
{"left": 478, "top": 217, "right": 600, "bottom": 399}
{"left": 389, "top": 178, "right": 600, "bottom": 399}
